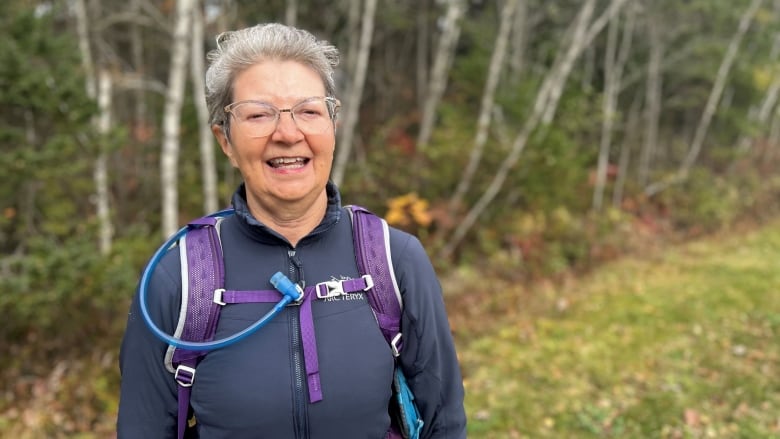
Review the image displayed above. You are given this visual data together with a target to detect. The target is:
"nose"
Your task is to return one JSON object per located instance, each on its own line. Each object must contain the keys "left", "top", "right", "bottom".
{"left": 271, "top": 110, "right": 304, "bottom": 142}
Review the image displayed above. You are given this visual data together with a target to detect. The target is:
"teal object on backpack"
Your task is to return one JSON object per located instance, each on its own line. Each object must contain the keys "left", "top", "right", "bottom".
{"left": 393, "top": 368, "right": 424, "bottom": 439}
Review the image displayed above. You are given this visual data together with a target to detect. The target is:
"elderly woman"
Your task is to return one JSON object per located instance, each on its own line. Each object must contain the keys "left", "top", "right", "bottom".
{"left": 117, "top": 23, "right": 466, "bottom": 438}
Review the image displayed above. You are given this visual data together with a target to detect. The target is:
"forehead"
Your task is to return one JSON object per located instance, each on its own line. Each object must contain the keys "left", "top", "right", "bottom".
{"left": 231, "top": 60, "right": 326, "bottom": 104}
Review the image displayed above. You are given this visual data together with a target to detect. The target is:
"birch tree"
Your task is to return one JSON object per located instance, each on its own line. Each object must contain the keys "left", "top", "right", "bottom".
{"left": 285, "top": 0, "right": 298, "bottom": 26}
{"left": 416, "top": 0, "right": 465, "bottom": 150}
{"left": 94, "top": 70, "right": 114, "bottom": 255}
{"left": 447, "top": 0, "right": 518, "bottom": 218}
{"left": 331, "top": 0, "right": 378, "bottom": 186}
{"left": 645, "top": 0, "right": 765, "bottom": 196}
{"left": 592, "top": 3, "right": 635, "bottom": 211}
{"left": 75, "top": 0, "right": 113, "bottom": 254}
{"left": 612, "top": 90, "right": 643, "bottom": 207}
{"left": 737, "top": 32, "right": 780, "bottom": 151}
{"left": 191, "top": 3, "right": 219, "bottom": 213}
{"left": 508, "top": 0, "right": 529, "bottom": 85}
{"left": 440, "top": 0, "right": 630, "bottom": 260}
{"left": 161, "top": 0, "right": 195, "bottom": 237}
{"left": 638, "top": 10, "right": 664, "bottom": 187}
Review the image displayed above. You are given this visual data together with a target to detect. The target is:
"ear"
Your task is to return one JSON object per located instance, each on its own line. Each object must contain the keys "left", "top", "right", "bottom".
{"left": 212, "top": 124, "right": 238, "bottom": 167}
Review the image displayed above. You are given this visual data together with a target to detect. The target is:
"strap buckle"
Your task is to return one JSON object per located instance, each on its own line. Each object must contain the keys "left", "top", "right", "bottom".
{"left": 315, "top": 280, "right": 344, "bottom": 299}
{"left": 174, "top": 365, "right": 196, "bottom": 387}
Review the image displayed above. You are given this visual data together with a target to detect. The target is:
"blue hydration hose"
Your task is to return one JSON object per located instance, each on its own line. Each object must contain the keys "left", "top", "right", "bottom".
{"left": 138, "top": 214, "right": 302, "bottom": 351}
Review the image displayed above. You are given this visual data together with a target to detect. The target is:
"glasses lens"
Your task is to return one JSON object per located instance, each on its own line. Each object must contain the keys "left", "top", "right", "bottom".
{"left": 292, "top": 98, "right": 332, "bottom": 134}
{"left": 230, "top": 102, "right": 278, "bottom": 137}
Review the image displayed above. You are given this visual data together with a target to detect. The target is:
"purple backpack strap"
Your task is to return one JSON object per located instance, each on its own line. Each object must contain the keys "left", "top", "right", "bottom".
{"left": 348, "top": 205, "right": 404, "bottom": 354}
{"left": 169, "top": 215, "right": 226, "bottom": 439}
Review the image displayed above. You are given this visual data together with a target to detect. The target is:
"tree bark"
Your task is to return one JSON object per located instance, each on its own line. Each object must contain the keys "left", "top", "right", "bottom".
{"left": 76, "top": 0, "right": 114, "bottom": 254}
{"left": 592, "top": 3, "right": 635, "bottom": 211}
{"left": 508, "top": 0, "right": 529, "bottom": 85}
{"left": 416, "top": 0, "right": 431, "bottom": 109}
{"left": 416, "top": 0, "right": 465, "bottom": 150}
{"left": 645, "top": 0, "right": 765, "bottom": 196}
{"left": 638, "top": 11, "right": 663, "bottom": 187}
{"left": 446, "top": 0, "right": 518, "bottom": 219}
{"left": 95, "top": 69, "right": 114, "bottom": 255}
{"left": 191, "top": 3, "right": 219, "bottom": 213}
{"left": 612, "top": 89, "right": 643, "bottom": 208}
{"left": 332, "top": 0, "right": 378, "bottom": 186}
{"left": 285, "top": 0, "right": 298, "bottom": 26}
{"left": 161, "top": 0, "right": 195, "bottom": 237}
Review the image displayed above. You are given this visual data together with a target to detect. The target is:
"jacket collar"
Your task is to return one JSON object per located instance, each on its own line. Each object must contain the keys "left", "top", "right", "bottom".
{"left": 231, "top": 181, "right": 342, "bottom": 246}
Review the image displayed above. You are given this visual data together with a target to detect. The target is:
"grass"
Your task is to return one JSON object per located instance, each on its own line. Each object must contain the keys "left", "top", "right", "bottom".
{"left": 451, "top": 221, "right": 780, "bottom": 438}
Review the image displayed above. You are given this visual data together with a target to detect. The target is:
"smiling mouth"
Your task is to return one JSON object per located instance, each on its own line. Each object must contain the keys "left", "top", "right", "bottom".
{"left": 267, "top": 157, "right": 309, "bottom": 169}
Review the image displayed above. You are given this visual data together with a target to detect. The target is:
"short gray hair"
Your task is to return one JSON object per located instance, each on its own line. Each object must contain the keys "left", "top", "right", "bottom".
{"left": 205, "top": 23, "right": 340, "bottom": 126}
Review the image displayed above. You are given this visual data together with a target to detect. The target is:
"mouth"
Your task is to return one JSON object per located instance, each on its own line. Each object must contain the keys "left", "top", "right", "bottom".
{"left": 267, "top": 157, "right": 310, "bottom": 169}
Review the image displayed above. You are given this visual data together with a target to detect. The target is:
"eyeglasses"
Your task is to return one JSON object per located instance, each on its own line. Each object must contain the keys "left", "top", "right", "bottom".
{"left": 224, "top": 96, "right": 340, "bottom": 138}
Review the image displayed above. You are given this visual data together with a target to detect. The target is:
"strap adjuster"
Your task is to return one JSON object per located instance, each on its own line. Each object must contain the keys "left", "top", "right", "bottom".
{"left": 175, "top": 365, "right": 196, "bottom": 387}
{"left": 213, "top": 288, "right": 226, "bottom": 305}
{"left": 390, "top": 333, "right": 402, "bottom": 357}
{"left": 361, "top": 274, "right": 374, "bottom": 291}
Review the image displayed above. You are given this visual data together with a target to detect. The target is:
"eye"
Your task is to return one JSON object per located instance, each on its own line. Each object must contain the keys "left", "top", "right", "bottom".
{"left": 293, "top": 102, "right": 327, "bottom": 119}
{"left": 235, "top": 103, "right": 276, "bottom": 122}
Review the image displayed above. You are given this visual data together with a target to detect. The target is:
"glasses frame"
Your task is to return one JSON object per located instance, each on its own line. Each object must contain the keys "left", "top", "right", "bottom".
{"left": 223, "top": 96, "right": 340, "bottom": 138}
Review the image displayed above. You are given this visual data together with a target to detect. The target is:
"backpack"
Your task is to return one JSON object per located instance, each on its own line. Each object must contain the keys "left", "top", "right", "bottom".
{"left": 160, "top": 205, "right": 423, "bottom": 439}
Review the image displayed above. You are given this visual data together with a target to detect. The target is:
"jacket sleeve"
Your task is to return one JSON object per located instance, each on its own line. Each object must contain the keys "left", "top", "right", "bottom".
{"left": 391, "top": 231, "right": 467, "bottom": 439}
{"left": 117, "top": 251, "right": 182, "bottom": 438}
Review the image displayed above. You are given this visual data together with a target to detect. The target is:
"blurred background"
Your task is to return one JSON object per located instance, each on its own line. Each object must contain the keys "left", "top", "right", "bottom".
{"left": 1, "top": 0, "right": 779, "bottom": 437}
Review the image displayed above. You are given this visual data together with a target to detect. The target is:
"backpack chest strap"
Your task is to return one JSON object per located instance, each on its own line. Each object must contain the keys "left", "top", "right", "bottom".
{"left": 210, "top": 275, "right": 374, "bottom": 404}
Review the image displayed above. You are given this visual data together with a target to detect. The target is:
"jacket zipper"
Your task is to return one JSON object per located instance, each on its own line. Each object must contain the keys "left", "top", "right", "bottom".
{"left": 288, "top": 249, "right": 309, "bottom": 439}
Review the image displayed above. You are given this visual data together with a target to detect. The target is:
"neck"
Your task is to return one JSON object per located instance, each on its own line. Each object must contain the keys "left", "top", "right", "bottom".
{"left": 248, "top": 191, "right": 328, "bottom": 247}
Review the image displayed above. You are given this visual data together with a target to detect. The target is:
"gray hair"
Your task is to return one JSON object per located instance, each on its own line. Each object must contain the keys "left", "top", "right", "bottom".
{"left": 205, "top": 23, "right": 340, "bottom": 126}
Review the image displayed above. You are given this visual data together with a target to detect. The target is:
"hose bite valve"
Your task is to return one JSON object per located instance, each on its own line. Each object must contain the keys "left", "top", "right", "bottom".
{"left": 270, "top": 272, "right": 305, "bottom": 303}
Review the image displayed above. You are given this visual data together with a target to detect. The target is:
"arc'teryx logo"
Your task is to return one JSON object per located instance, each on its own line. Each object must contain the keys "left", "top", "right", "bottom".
{"left": 322, "top": 275, "right": 366, "bottom": 302}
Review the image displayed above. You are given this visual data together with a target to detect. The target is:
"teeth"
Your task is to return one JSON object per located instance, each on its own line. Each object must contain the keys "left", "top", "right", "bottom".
{"left": 269, "top": 157, "right": 306, "bottom": 167}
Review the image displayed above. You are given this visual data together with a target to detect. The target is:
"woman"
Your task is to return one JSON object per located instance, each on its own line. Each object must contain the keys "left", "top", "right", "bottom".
{"left": 117, "top": 23, "right": 466, "bottom": 438}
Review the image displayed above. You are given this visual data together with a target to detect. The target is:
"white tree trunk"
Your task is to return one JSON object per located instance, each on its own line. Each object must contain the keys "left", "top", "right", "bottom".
{"left": 440, "top": 0, "right": 629, "bottom": 260}
{"left": 638, "top": 14, "right": 663, "bottom": 187}
{"left": 131, "top": 0, "right": 147, "bottom": 133}
{"left": 416, "top": 0, "right": 431, "bottom": 109}
{"left": 332, "top": 0, "right": 378, "bottom": 186}
{"left": 612, "top": 90, "right": 643, "bottom": 207}
{"left": 416, "top": 0, "right": 465, "bottom": 150}
{"left": 161, "top": 0, "right": 195, "bottom": 237}
{"left": 592, "top": 3, "right": 635, "bottom": 211}
{"left": 76, "top": 0, "right": 114, "bottom": 254}
{"left": 738, "top": 32, "right": 780, "bottom": 151}
{"left": 645, "top": 0, "right": 765, "bottom": 196}
{"left": 508, "top": 0, "right": 529, "bottom": 85}
{"left": 191, "top": 4, "right": 219, "bottom": 213}
{"left": 285, "top": 0, "right": 298, "bottom": 26}
{"left": 447, "top": 0, "right": 518, "bottom": 218}
{"left": 95, "top": 69, "right": 114, "bottom": 254}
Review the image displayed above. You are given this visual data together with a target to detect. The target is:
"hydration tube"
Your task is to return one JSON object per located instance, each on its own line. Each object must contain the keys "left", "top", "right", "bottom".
{"left": 138, "top": 212, "right": 303, "bottom": 351}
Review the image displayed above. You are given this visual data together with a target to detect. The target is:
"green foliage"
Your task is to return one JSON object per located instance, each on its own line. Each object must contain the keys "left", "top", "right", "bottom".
{"left": 658, "top": 168, "right": 742, "bottom": 233}
{"left": 0, "top": 3, "right": 99, "bottom": 252}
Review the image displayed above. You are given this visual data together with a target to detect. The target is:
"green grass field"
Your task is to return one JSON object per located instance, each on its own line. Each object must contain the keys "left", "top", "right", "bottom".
{"left": 453, "top": 222, "right": 780, "bottom": 438}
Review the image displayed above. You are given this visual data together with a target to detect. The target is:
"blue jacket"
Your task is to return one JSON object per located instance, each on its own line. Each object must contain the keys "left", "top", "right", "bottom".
{"left": 117, "top": 183, "right": 467, "bottom": 438}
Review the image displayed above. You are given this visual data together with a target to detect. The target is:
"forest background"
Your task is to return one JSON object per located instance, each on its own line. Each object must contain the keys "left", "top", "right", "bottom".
{"left": 1, "top": 0, "right": 779, "bottom": 437}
